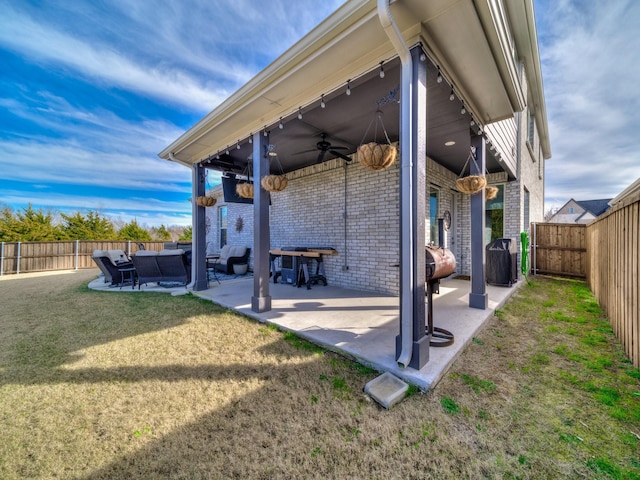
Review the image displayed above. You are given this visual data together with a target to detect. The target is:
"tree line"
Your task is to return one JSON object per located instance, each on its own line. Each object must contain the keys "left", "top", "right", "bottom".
{"left": 0, "top": 204, "right": 192, "bottom": 242}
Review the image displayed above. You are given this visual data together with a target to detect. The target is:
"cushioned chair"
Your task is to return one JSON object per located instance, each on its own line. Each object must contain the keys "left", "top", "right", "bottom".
{"left": 92, "top": 249, "right": 131, "bottom": 287}
{"left": 131, "top": 251, "right": 163, "bottom": 287}
{"left": 156, "top": 249, "right": 190, "bottom": 285}
{"left": 211, "top": 245, "right": 251, "bottom": 274}
{"left": 131, "top": 249, "right": 190, "bottom": 288}
{"left": 92, "top": 249, "right": 113, "bottom": 283}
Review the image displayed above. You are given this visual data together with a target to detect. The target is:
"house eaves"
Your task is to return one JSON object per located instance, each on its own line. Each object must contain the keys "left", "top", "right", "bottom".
{"left": 160, "top": 0, "right": 540, "bottom": 167}
{"left": 507, "top": 0, "right": 551, "bottom": 159}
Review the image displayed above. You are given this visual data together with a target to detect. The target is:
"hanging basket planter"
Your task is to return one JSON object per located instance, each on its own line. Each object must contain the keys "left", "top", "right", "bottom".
{"left": 456, "top": 176, "right": 487, "bottom": 195}
{"left": 357, "top": 142, "right": 397, "bottom": 171}
{"left": 236, "top": 182, "right": 254, "bottom": 199}
{"left": 261, "top": 174, "right": 288, "bottom": 192}
{"left": 195, "top": 196, "right": 217, "bottom": 207}
{"left": 456, "top": 147, "right": 486, "bottom": 194}
{"left": 485, "top": 185, "right": 499, "bottom": 200}
{"left": 358, "top": 109, "right": 397, "bottom": 171}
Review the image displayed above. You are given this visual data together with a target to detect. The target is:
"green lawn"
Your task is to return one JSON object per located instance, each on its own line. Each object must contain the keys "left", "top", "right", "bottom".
{"left": 0, "top": 269, "right": 639, "bottom": 479}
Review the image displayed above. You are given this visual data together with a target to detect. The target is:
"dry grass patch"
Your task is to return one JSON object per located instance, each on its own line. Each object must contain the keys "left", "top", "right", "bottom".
{"left": 1, "top": 271, "right": 639, "bottom": 479}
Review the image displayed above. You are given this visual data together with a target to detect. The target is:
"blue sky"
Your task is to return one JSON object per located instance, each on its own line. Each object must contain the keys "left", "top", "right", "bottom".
{"left": 1, "top": 0, "right": 638, "bottom": 227}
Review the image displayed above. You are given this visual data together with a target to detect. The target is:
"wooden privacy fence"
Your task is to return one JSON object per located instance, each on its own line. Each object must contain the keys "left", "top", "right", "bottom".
{"left": 531, "top": 222, "right": 587, "bottom": 278}
{"left": 0, "top": 241, "right": 166, "bottom": 276}
{"left": 586, "top": 193, "right": 640, "bottom": 368}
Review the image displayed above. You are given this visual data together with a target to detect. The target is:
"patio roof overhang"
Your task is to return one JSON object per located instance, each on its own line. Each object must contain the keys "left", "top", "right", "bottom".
{"left": 159, "top": 0, "right": 549, "bottom": 175}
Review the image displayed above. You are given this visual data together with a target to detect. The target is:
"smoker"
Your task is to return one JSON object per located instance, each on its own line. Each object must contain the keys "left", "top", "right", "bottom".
{"left": 425, "top": 219, "right": 457, "bottom": 347}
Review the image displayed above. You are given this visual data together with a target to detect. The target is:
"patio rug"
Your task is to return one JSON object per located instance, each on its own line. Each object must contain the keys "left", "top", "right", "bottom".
{"left": 207, "top": 270, "right": 253, "bottom": 283}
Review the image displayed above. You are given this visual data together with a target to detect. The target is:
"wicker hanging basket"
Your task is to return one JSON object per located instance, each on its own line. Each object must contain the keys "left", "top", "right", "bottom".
{"left": 261, "top": 174, "right": 288, "bottom": 192}
{"left": 456, "top": 147, "right": 486, "bottom": 194}
{"left": 358, "top": 142, "right": 397, "bottom": 171}
{"left": 485, "top": 185, "right": 498, "bottom": 200}
{"left": 236, "top": 182, "right": 254, "bottom": 199}
{"left": 358, "top": 109, "right": 397, "bottom": 171}
{"left": 456, "top": 176, "right": 487, "bottom": 195}
{"left": 195, "top": 196, "right": 217, "bottom": 207}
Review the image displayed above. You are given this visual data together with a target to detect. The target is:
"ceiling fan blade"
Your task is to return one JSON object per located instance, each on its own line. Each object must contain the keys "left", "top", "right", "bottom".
{"left": 317, "top": 150, "right": 327, "bottom": 164}
{"left": 292, "top": 148, "right": 317, "bottom": 156}
{"left": 330, "top": 150, "right": 353, "bottom": 162}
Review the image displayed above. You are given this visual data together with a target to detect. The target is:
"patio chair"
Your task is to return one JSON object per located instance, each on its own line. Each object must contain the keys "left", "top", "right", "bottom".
{"left": 92, "top": 250, "right": 113, "bottom": 283}
{"left": 211, "top": 245, "right": 251, "bottom": 274}
{"left": 92, "top": 251, "right": 131, "bottom": 287}
{"left": 156, "top": 249, "right": 190, "bottom": 285}
{"left": 131, "top": 251, "right": 163, "bottom": 287}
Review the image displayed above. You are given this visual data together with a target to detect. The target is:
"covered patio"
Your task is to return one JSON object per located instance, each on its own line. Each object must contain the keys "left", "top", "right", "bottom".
{"left": 159, "top": 0, "right": 546, "bottom": 372}
{"left": 192, "top": 275, "right": 518, "bottom": 390}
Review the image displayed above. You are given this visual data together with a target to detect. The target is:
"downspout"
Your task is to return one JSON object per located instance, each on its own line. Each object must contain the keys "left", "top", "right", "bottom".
{"left": 378, "top": 0, "right": 413, "bottom": 368}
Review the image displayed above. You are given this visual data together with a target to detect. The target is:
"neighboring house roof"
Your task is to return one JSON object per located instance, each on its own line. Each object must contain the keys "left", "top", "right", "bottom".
{"left": 575, "top": 199, "right": 613, "bottom": 217}
{"left": 159, "top": 0, "right": 550, "bottom": 172}
{"left": 549, "top": 198, "right": 612, "bottom": 224}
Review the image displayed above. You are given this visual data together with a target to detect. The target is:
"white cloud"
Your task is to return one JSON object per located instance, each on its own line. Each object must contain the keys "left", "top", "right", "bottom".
{"left": 538, "top": 0, "right": 640, "bottom": 208}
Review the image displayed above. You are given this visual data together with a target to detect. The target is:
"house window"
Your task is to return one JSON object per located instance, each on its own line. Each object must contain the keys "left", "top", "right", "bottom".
{"left": 569, "top": 207, "right": 574, "bottom": 214}
{"left": 527, "top": 110, "right": 535, "bottom": 148}
{"left": 218, "top": 206, "right": 227, "bottom": 248}
{"left": 485, "top": 184, "right": 504, "bottom": 244}
{"left": 429, "top": 187, "right": 439, "bottom": 245}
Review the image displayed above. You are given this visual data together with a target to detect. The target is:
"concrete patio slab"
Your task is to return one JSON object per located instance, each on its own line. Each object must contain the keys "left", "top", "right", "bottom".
{"left": 192, "top": 276, "right": 521, "bottom": 391}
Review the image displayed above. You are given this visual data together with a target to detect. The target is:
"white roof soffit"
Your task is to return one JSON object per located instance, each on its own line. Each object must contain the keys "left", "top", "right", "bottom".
{"left": 160, "top": 0, "right": 531, "bottom": 166}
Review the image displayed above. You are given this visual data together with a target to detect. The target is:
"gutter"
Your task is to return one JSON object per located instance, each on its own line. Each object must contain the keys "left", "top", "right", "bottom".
{"left": 377, "top": 0, "right": 413, "bottom": 368}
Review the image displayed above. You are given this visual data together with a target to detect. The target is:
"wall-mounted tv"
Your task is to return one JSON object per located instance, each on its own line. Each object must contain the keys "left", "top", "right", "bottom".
{"left": 221, "top": 174, "right": 271, "bottom": 205}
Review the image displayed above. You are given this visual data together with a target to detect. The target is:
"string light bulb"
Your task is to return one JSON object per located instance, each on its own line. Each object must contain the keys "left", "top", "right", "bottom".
{"left": 320, "top": 94, "right": 326, "bottom": 109}
{"left": 248, "top": 134, "right": 253, "bottom": 144}
{"left": 236, "top": 141, "right": 240, "bottom": 149}
{"left": 263, "top": 128, "right": 268, "bottom": 137}
{"left": 461, "top": 103, "right": 466, "bottom": 115}
{"left": 225, "top": 146, "right": 230, "bottom": 155}
{"left": 436, "top": 68, "right": 443, "bottom": 84}
{"left": 449, "top": 90, "right": 455, "bottom": 101}
{"left": 297, "top": 107, "right": 303, "bottom": 120}
{"left": 279, "top": 117, "right": 284, "bottom": 129}
{"left": 379, "top": 62, "right": 385, "bottom": 78}
{"left": 470, "top": 119, "right": 475, "bottom": 127}
{"left": 346, "top": 80, "right": 351, "bottom": 96}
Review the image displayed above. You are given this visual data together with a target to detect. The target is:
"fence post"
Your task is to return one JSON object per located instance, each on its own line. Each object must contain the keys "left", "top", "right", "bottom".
{"left": 0, "top": 242, "right": 4, "bottom": 276}
{"left": 16, "top": 242, "right": 21, "bottom": 275}
{"left": 127, "top": 240, "right": 131, "bottom": 256}
{"left": 75, "top": 240, "right": 79, "bottom": 270}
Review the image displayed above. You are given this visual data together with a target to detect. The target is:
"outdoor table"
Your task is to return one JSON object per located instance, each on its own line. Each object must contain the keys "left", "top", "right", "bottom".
{"left": 269, "top": 248, "right": 337, "bottom": 289}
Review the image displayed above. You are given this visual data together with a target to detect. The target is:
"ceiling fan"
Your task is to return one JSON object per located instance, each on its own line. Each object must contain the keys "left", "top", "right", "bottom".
{"left": 299, "top": 133, "right": 352, "bottom": 164}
